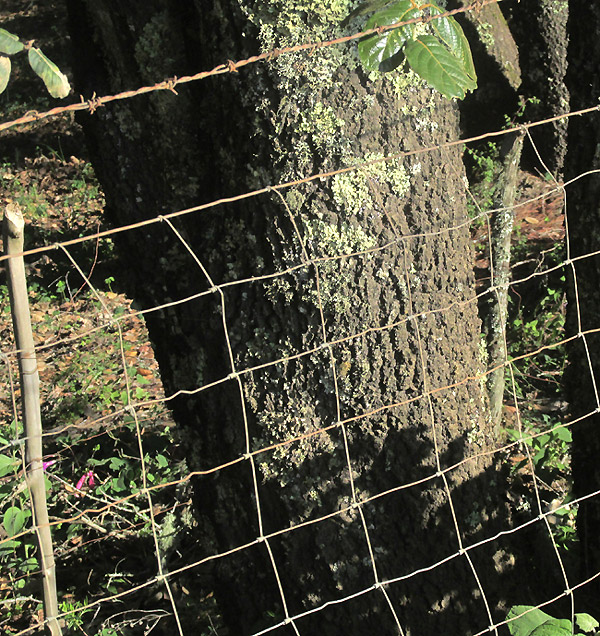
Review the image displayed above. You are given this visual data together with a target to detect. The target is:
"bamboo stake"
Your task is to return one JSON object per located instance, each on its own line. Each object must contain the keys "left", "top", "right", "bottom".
{"left": 3, "top": 203, "right": 62, "bottom": 636}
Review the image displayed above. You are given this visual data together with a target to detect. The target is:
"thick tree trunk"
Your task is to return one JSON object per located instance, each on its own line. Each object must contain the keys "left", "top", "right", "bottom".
{"left": 565, "top": 0, "right": 600, "bottom": 609}
{"left": 66, "top": 1, "right": 514, "bottom": 633}
{"left": 507, "top": 0, "right": 569, "bottom": 176}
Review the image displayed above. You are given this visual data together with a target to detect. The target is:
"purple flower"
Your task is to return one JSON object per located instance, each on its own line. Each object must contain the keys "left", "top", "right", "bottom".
{"left": 75, "top": 470, "right": 96, "bottom": 492}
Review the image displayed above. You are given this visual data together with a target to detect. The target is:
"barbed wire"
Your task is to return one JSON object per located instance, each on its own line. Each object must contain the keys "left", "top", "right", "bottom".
{"left": 0, "top": 0, "right": 501, "bottom": 134}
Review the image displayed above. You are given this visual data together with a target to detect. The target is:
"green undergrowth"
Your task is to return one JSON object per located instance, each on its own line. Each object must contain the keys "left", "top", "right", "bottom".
{"left": 464, "top": 122, "right": 572, "bottom": 552}
{"left": 0, "top": 1, "right": 224, "bottom": 632}
{"left": 0, "top": 276, "right": 207, "bottom": 633}
{"left": 0, "top": 150, "right": 115, "bottom": 286}
{"left": 465, "top": 140, "right": 501, "bottom": 223}
{"left": 504, "top": 247, "right": 573, "bottom": 550}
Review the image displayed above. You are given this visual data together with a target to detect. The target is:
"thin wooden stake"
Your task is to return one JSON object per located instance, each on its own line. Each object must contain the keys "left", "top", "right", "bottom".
{"left": 3, "top": 203, "right": 62, "bottom": 636}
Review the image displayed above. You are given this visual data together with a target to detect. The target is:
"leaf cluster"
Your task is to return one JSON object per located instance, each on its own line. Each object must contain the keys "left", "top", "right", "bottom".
{"left": 508, "top": 605, "right": 599, "bottom": 636}
{"left": 0, "top": 28, "right": 70, "bottom": 98}
{"left": 348, "top": 0, "right": 476, "bottom": 99}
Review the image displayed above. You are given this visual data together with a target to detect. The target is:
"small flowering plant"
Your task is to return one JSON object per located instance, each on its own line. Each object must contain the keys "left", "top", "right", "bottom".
{"left": 42, "top": 459, "right": 97, "bottom": 496}
{"left": 74, "top": 470, "right": 96, "bottom": 493}
{"left": 42, "top": 459, "right": 57, "bottom": 471}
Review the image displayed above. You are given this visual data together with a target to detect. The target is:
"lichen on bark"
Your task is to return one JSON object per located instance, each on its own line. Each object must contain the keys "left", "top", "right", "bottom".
{"left": 67, "top": 1, "right": 510, "bottom": 632}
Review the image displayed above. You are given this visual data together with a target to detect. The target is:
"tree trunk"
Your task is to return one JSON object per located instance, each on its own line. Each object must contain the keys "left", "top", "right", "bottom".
{"left": 507, "top": 0, "right": 569, "bottom": 176}
{"left": 66, "top": 1, "right": 512, "bottom": 633}
{"left": 485, "top": 132, "right": 524, "bottom": 430}
{"left": 565, "top": 0, "right": 600, "bottom": 609}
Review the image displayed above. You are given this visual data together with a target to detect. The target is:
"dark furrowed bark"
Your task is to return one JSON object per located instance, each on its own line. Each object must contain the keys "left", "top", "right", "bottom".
{"left": 565, "top": 0, "right": 600, "bottom": 610}
{"left": 66, "top": 1, "right": 521, "bottom": 632}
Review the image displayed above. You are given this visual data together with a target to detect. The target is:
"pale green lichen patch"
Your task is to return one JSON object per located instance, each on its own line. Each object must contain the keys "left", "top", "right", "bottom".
{"left": 475, "top": 20, "right": 495, "bottom": 49}
{"left": 301, "top": 215, "right": 375, "bottom": 313}
{"left": 298, "top": 102, "right": 347, "bottom": 157}
{"left": 285, "top": 187, "right": 307, "bottom": 213}
{"left": 238, "top": 0, "right": 355, "bottom": 92}
{"left": 331, "top": 170, "right": 371, "bottom": 217}
{"left": 332, "top": 153, "right": 410, "bottom": 216}
{"left": 367, "top": 68, "right": 436, "bottom": 116}
{"left": 264, "top": 275, "right": 296, "bottom": 305}
{"left": 387, "top": 67, "right": 430, "bottom": 100}
{"left": 541, "top": 0, "right": 567, "bottom": 15}
{"left": 245, "top": 326, "right": 296, "bottom": 364}
{"left": 252, "top": 384, "right": 337, "bottom": 485}
{"left": 239, "top": 0, "right": 351, "bottom": 49}
{"left": 237, "top": 0, "right": 361, "bottom": 180}
{"left": 304, "top": 215, "right": 375, "bottom": 259}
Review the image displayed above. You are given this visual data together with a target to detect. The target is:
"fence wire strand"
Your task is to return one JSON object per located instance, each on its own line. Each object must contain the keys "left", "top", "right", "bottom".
{"left": 2, "top": 12, "right": 600, "bottom": 633}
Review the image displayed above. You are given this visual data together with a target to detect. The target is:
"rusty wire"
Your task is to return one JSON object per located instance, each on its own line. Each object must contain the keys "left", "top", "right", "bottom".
{"left": 0, "top": 0, "right": 501, "bottom": 134}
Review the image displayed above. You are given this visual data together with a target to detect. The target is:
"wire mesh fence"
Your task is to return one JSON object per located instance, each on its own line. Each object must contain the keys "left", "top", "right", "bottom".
{"left": 1, "top": 1, "right": 599, "bottom": 634}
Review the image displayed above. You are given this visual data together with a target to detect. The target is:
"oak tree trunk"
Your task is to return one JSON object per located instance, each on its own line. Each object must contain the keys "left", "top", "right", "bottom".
{"left": 507, "top": 0, "right": 569, "bottom": 176}
{"left": 565, "top": 0, "right": 600, "bottom": 609}
{"left": 66, "top": 1, "right": 518, "bottom": 633}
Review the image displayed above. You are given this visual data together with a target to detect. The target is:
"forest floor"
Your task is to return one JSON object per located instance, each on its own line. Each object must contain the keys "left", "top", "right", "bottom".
{"left": 0, "top": 3, "right": 219, "bottom": 635}
{"left": 0, "top": 1, "right": 572, "bottom": 635}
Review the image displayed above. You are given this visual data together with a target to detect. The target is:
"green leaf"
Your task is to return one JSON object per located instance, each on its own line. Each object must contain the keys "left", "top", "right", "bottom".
{"left": 0, "top": 56, "right": 10, "bottom": 95}
{"left": 428, "top": 6, "right": 476, "bottom": 82}
{"left": 538, "top": 434, "right": 551, "bottom": 446}
{"left": 358, "top": 0, "right": 419, "bottom": 72}
{"left": 109, "top": 457, "right": 127, "bottom": 471}
{"left": 112, "top": 475, "right": 126, "bottom": 492}
{"left": 507, "top": 606, "right": 572, "bottom": 636}
{"left": 156, "top": 454, "right": 169, "bottom": 468}
{"left": 27, "top": 47, "right": 70, "bottom": 98}
{"left": 341, "top": 0, "right": 395, "bottom": 27}
{"left": 0, "top": 539, "right": 21, "bottom": 552}
{"left": 3, "top": 506, "right": 26, "bottom": 536}
{"left": 0, "top": 453, "right": 19, "bottom": 477}
{"left": 0, "top": 28, "right": 24, "bottom": 55}
{"left": 575, "top": 613, "right": 599, "bottom": 633}
{"left": 556, "top": 427, "right": 572, "bottom": 442}
{"left": 532, "top": 446, "right": 548, "bottom": 466}
{"left": 530, "top": 621, "right": 572, "bottom": 636}
{"left": 404, "top": 35, "right": 477, "bottom": 99}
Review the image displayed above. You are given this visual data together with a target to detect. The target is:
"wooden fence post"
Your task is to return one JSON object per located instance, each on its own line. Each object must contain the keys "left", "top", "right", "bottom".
{"left": 3, "top": 203, "right": 62, "bottom": 636}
